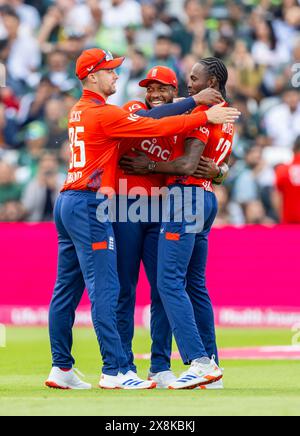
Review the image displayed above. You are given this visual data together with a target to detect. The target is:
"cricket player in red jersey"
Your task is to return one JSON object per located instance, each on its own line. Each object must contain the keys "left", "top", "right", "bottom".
{"left": 45, "top": 49, "right": 240, "bottom": 390}
{"left": 114, "top": 66, "right": 224, "bottom": 389}
{"left": 122, "top": 58, "right": 234, "bottom": 389}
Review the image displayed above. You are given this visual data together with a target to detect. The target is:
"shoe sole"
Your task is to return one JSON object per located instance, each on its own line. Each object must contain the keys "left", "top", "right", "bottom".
{"left": 45, "top": 381, "right": 91, "bottom": 390}
{"left": 45, "top": 381, "right": 71, "bottom": 390}
{"left": 168, "top": 375, "right": 223, "bottom": 391}
{"left": 99, "top": 382, "right": 157, "bottom": 391}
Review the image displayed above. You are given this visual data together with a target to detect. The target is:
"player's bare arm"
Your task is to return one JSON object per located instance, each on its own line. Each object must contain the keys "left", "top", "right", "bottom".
{"left": 193, "top": 154, "right": 230, "bottom": 184}
{"left": 119, "top": 138, "right": 205, "bottom": 176}
{"left": 193, "top": 88, "right": 224, "bottom": 107}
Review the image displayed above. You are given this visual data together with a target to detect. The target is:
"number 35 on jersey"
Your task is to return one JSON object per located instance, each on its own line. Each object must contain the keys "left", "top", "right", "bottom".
{"left": 69, "top": 126, "right": 86, "bottom": 169}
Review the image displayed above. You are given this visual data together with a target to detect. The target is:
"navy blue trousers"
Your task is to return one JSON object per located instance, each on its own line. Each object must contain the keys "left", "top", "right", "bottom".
{"left": 157, "top": 185, "right": 219, "bottom": 365}
{"left": 113, "top": 197, "right": 172, "bottom": 374}
{"left": 49, "top": 191, "right": 129, "bottom": 376}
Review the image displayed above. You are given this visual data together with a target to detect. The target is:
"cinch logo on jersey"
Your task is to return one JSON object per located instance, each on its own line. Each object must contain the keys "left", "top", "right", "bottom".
{"left": 128, "top": 103, "right": 144, "bottom": 113}
{"left": 127, "top": 113, "right": 140, "bottom": 122}
{"left": 141, "top": 139, "right": 171, "bottom": 161}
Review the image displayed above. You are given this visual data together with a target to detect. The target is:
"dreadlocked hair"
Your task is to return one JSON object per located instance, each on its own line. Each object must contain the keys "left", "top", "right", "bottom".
{"left": 200, "top": 57, "right": 229, "bottom": 100}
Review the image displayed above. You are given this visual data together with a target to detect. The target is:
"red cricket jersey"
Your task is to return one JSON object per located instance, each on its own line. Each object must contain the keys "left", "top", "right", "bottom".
{"left": 61, "top": 90, "right": 208, "bottom": 194}
{"left": 168, "top": 105, "right": 234, "bottom": 191}
{"left": 116, "top": 100, "right": 180, "bottom": 196}
{"left": 276, "top": 154, "right": 300, "bottom": 224}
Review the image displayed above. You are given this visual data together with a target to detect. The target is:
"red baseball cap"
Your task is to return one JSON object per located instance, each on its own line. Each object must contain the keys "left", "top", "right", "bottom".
{"left": 76, "top": 48, "right": 125, "bottom": 80}
{"left": 139, "top": 66, "right": 178, "bottom": 89}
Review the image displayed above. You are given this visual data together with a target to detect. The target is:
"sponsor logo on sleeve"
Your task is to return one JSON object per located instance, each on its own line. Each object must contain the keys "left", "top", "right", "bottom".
{"left": 129, "top": 103, "right": 143, "bottom": 112}
{"left": 128, "top": 113, "right": 141, "bottom": 122}
{"left": 199, "top": 127, "right": 210, "bottom": 136}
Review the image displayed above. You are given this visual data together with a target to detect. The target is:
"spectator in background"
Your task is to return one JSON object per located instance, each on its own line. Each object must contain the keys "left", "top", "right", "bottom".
{"left": 18, "top": 76, "right": 58, "bottom": 125}
{"left": 244, "top": 200, "right": 274, "bottom": 225}
{"left": 214, "top": 185, "right": 244, "bottom": 226}
{"left": 123, "top": 49, "right": 148, "bottom": 102}
{"left": 149, "top": 35, "right": 180, "bottom": 75}
{"left": 44, "top": 49, "right": 77, "bottom": 92}
{"left": 251, "top": 18, "right": 290, "bottom": 96}
{"left": 252, "top": 17, "right": 290, "bottom": 67}
{"left": 44, "top": 97, "right": 68, "bottom": 150}
{"left": 231, "top": 39, "right": 265, "bottom": 100}
{"left": 231, "top": 96, "right": 261, "bottom": 152}
{"left": 275, "top": 136, "right": 300, "bottom": 224}
{"left": 17, "top": 121, "right": 48, "bottom": 184}
{"left": 211, "top": 36, "right": 233, "bottom": 63}
{"left": 22, "top": 152, "right": 64, "bottom": 222}
{"left": 0, "top": 102, "right": 18, "bottom": 149}
{"left": 172, "top": 0, "right": 206, "bottom": 57}
{"left": 274, "top": 38, "right": 300, "bottom": 94}
{"left": 0, "top": 199, "right": 25, "bottom": 221}
{"left": 100, "top": 0, "right": 142, "bottom": 29}
{"left": 0, "top": 5, "right": 41, "bottom": 89}
{"left": 231, "top": 146, "right": 277, "bottom": 223}
{"left": 274, "top": 0, "right": 300, "bottom": 51}
{"left": 264, "top": 88, "right": 300, "bottom": 149}
{"left": 0, "top": 0, "right": 40, "bottom": 31}
{"left": 134, "top": 2, "right": 171, "bottom": 57}
{"left": 38, "top": 3, "right": 91, "bottom": 55}
{"left": 0, "top": 160, "right": 22, "bottom": 205}
{"left": 58, "top": 0, "right": 97, "bottom": 36}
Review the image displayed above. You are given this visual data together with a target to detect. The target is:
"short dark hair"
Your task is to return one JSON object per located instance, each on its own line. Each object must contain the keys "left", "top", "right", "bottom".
{"left": 0, "top": 5, "right": 20, "bottom": 21}
{"left": 156, "top": 35, "right": 172, "bottom": 43}
{"left": 199, "top": 57, "right": 229, "bottom": 99}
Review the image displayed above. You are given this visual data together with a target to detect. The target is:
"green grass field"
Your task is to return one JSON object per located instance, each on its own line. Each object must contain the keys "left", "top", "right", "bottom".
{"left": 1, "top": 327, "right": 300, "bottom": 416}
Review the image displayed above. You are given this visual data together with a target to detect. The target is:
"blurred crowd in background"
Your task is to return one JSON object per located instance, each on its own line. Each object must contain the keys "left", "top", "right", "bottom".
{"left": 0, "top": 0, "right": 300, "bottom": 224}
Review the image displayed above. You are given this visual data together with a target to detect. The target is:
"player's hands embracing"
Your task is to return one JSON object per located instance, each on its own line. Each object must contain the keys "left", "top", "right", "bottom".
{"left": 119, "top": 150, "right": 152, "bottom": 175}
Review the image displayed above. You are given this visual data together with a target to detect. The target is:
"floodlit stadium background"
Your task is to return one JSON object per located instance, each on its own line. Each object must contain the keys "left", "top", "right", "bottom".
{"left": 0, "top": 0, "right": 300, "bottom": 327}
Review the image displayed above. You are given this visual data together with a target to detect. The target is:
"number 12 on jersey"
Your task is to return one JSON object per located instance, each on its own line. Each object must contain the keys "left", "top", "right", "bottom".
{"left": 216, "top": 137, "right": 232, "bottom": 166}
{"left": 69, "top": 126, "right": 86, "bottom": 169}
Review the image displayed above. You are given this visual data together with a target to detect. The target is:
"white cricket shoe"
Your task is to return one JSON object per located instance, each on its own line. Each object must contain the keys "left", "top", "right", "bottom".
{"left": 198, "top": 379, "right": 224, "bottom": 390}
{"left": 168, "top": 357, "right": 223, "bottom": 390}
{"left": 99, "top": 371, "right": 157, "bottom": 390}
{"left": 148, "top": 371, "right": 177, "bottom": 389}
{"left": 45, "top": 367, "right": 92, "bottom": 390}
